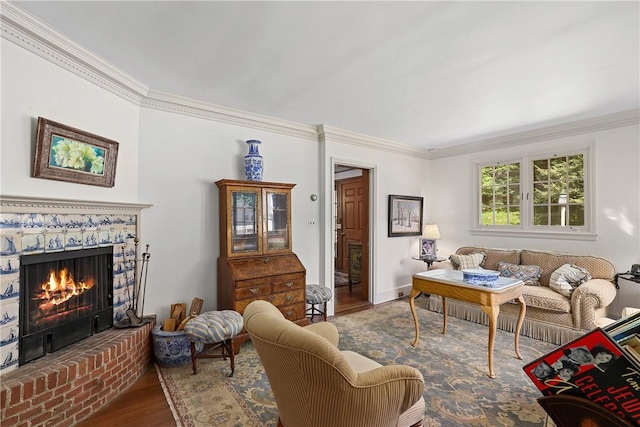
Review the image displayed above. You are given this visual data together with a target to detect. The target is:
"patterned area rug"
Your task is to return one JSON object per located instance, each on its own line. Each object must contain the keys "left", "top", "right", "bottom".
{"left": 156, "top": 298, "right": 558, "bottom": 427}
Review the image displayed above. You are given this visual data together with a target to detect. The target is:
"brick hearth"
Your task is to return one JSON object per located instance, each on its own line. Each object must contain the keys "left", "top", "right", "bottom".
{"left": 0, "top": 322, "right": 153, "bottom": 427}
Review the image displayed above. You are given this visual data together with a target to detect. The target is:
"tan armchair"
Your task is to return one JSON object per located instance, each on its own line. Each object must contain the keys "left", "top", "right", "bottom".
{"left": 243, "top": 300, "right": 425, "bottom": 427}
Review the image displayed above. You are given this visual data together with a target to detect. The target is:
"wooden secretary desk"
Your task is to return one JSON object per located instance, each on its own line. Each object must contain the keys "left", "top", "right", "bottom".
{"left": 216, "top": 179, "right": 307, "bottom": 347}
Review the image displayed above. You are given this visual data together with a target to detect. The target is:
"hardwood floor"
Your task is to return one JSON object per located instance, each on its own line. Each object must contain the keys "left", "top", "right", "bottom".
{"left": 77, "top": 299, "right": 372, "bottom": 426}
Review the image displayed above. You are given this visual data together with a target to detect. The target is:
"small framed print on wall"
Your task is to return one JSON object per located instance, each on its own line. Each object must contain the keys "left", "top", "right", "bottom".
{"left": 388, "top": 194, "right": 423, "bottom": 237}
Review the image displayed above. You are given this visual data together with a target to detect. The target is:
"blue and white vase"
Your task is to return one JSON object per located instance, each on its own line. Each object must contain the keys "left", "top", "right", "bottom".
{"left": 244, "top": 140, "right": 263, "bottom": 181}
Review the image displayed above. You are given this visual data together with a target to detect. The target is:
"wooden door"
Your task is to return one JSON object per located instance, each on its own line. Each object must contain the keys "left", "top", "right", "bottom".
{"left": 337, "top": 176, "right": 364, "bottom": 272}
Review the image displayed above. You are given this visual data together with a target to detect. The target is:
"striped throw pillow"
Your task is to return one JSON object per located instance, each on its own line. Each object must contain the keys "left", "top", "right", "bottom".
{"left": 549, "top": 263, "right": 592, "bottom": 297}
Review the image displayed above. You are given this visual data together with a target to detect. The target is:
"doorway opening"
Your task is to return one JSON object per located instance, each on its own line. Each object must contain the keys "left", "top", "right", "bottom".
{"left": 334, "top": 165, "right": 371, "bottom": 313}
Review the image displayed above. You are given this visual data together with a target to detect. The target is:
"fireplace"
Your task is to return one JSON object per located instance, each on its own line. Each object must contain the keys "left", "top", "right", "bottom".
{"left": 19, "top": 247, "right": 113, "bottom": 365}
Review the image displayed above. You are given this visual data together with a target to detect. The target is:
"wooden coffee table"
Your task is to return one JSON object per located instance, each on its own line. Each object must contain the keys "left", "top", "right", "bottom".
{"left": 410, "top": 269, "right": 526, "bottom": 378}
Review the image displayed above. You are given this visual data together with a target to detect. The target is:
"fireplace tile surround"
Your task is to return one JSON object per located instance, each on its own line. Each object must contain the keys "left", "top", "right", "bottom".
{"left": 0, "top": 195, "right": 151, "bottom": 375}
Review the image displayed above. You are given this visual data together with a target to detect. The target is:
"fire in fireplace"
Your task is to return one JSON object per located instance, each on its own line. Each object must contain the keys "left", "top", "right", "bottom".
{"left": 19, "top": 247, "right": 113, "bottom": 365}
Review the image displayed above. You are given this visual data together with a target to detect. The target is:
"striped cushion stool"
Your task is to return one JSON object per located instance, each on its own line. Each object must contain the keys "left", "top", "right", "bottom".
{"left": 305, "top": 284, "right": 332, "bottom": 321}
{"left": 184, "top": 310, "right": 243, "bottom": 376}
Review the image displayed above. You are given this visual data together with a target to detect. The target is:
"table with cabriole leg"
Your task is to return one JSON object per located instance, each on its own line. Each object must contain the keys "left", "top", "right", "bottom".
{"left": 410, "top": 269, "right": 526, "bottom": 378}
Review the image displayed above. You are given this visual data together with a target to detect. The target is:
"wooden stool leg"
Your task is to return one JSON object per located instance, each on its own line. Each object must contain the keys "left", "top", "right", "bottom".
{"left": 190, "top": 342, "right": 198, "bottom": 375}
{"left": 229, "top": 339, "right": 235, "bottom": 377}
{"left": 310, "top": 303, "right": 315, "bottom": 321}
{"left": 323, "top": 301, "right": 327, "bottom": 321}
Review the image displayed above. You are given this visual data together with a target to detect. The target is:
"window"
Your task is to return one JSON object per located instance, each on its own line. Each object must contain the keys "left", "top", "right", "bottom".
{"left": 475, "top": 146, "right": 593, "bottom": 238}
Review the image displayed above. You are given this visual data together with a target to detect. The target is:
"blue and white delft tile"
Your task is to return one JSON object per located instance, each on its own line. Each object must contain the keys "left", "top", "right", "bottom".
{"left": 113, "top": 261, "right": 126, "bottom": 275}
{"left": 0, "top": 214, "right": 21, "bottom": 230}
{"left": 113, "top": 272, "right": 128, "bottom": 291}
{"left": 124, "top": 226, "right": 136, "bottom": 240}
{"left": 21, "top": 213, "right": 45, "bottom": 233}
{"left": 44, "top": 214, "right": 66, "bottom": 230}
{"left": 0, "top": 321, "right": 18, "bottom": 348}
{"left": 113, "top": 229, "right": 126, "bottom": 245}
{"left": 83, "top": 231, "right": 99, "bottom": 248}
{"left": 113, "top": 305, "right": 129, "bottom": 323}
{"left": 65, "top": 231, "right": 84, "bottom": 250}
{"left": 125, "top": 215, "right": 137, "bottom": 226}
{"left": 0, "top": 273, "right": 19, "bottom": 300}
{"left": 65, "top": 214, "right": 84, "bottom": 230}
{"left": 0, "top": 256, "right": 19, "bottom": 275}
{"left": 0, "top": 342, "right": 19, "bottom": 373}
{"left": 112, "top": 216, "right": 126, "bottom": 226}
{"left": 98, "top": 229, "right": 113, "bottom": 247}
{"left": 44, "top": 232, "right": 65, "bottom": 253}
{"left": 98, "top": 215, "right": 112, "bottom": 227}
{"left": 22, "top": 233, "right": 45, "bottom": 255}
{"left": 126, "top": 270, "right": 136, "bottom": 287}
{"left": 84, "top": 215, "right": 98, "bottom": 231}
{"left": 113, "top": 286, "right": 130, "bottom": 309}
{"left": 0, "top": 298, "right": 18, "bottom": 326}
{"left": 0, "top": 231, "right": 21, "bottom": 256}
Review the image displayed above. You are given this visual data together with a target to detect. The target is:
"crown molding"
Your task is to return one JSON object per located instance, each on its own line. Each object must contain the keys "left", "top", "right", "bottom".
{"left": 318, "top": 124, "right": 431, "bottom": 159}
{"left": 142, "top": 90, "right": 319, "bottom": 141}
{"left": 428, "top": 109, "right": 640, "bottom": 159}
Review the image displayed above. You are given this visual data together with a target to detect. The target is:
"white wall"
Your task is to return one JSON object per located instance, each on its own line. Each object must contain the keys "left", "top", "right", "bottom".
{"left": 321, "top": 135, "right": 432, "bottom": 314}
{"left": 429, "top": 125, "right": 640, "bottom": 272}
{"left": 0, "top": 40, "right": 140, "bottom": 202}
{"left": 138, "top": 109, "right": 320, "bottom": 318}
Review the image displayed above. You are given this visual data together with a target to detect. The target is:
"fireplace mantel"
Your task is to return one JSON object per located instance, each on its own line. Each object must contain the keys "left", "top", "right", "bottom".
{"left": 1, "top": 195, "right": 152, "bottom": 213}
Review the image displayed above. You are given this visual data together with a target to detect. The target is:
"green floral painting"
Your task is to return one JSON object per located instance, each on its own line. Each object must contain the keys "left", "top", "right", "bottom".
{"left": 49, "top": 136, "right": 105, "bottom": 176}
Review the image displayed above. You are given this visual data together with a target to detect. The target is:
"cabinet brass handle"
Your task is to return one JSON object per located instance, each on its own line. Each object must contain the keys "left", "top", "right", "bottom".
{"left": 285, "top": 295, "right": 293, "bottom": 301}
{"left": 268, "top": 296, "right": 275, "bottom": 302}
{"left": 263, "top": 257, "right": 270, "bottom": 264}
{"left": 285, "top": 281, "right": 294, "bottom": 287}
{"left": 286, "top": 310, "right": 294, "bottom": 317}
{"left": 250, "top": 288, "right": 259, "bottom": 294}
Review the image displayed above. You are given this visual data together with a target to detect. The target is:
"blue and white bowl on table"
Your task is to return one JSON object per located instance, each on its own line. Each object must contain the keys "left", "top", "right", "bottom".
{"left": 462, "top": 269, "right": 500, "bottom": 287}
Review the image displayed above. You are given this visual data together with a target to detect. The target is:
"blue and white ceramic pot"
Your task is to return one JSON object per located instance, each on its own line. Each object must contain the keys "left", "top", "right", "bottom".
{"left": 244, "top": 140, "right": 263, "bottom": 181}
{"left": 151, "top": 325, "right": 203, "bottom": 367}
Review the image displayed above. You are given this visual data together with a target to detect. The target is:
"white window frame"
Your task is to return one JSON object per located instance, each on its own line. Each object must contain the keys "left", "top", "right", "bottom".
{"left": 471, "top": 143, "right": 596, "bottom": 241}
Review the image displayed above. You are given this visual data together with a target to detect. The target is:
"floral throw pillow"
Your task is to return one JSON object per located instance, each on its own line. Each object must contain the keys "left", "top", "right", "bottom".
{"left": 449, "top": 252, "right": 486, "bottom": 270}
{"left": 496, "top": 262, "right": 543, "bottom": 286}
{"left": 549, "top": 263, "right": 592, "bottom": 297}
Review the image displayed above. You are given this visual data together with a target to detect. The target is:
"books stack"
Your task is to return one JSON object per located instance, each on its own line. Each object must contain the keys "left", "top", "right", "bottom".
{"left": 523, "top": 311, "right": 640, "bottom": 426}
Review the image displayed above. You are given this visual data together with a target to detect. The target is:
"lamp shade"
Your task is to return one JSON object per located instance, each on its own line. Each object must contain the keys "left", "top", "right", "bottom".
{"left": 422, "top": 224, "right": 441, "bottom": 240}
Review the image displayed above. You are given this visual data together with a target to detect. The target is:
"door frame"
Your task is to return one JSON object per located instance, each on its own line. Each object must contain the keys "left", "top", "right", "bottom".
{"left": 323, "top": 157, "right": 376, "bottom": 317}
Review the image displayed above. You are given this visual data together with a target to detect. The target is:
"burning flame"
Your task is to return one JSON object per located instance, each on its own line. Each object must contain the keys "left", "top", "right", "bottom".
{"left": 36, "top": 267, "right": 94, "bottom": 310}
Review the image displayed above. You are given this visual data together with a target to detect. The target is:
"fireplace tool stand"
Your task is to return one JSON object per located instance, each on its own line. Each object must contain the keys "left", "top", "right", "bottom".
{"left": 114, "top": 240, "right": 153, "bottom": 328}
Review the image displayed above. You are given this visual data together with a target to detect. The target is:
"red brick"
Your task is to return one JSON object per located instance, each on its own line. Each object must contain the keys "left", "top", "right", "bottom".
{"left": 74, "top": 405, "right": 92, "bottom": 422}
{"left": 44, "top": 394, "right": 64, "bottom": 410}
{"left": 57, "top": 367, "right": 68, "bottom": 385}
{"left": 47, "top": 371, "right": 58, "bottom": 390}
{"left": 18, "top": 403, "right": 44, "bottom": 422}
{"left": 9, "top": 384, "right": 22, "bottom": 406}
{"left": 29, "top": 409, "right": 54, "bottom": 426}
{"left": 0, "top": 388, "right": 7, "bottom": 410}
{"left": 1, "top": 414, "right": 19, "bottom": 426}
{"left": 23, "top": 381, "right": 34, "bottom": 400}
{"left": 72, "top": 389, "right": 91, "bottom": 405}
{"left": 64, "top": 402, "right": 82, "bottom": 418}
{"left": 53, "top": 383, "right": 71, "bottom": 397}
{"left": 67, "top": 364, "right": 76, "bottom": 381}
{"left": 4, "top": 400, "right": 30, "bottom": 418}
{"left": 35, "top": 376, "right": 46, "bottom": 395}
{"left": 33, "top": 390, "right": 53, "bottom": 405}
{"left": 44, "top": 412, "right": 66, "bottom": 427}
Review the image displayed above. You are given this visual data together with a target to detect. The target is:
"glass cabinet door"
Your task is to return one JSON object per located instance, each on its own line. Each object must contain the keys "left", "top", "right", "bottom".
{"left": 265, "top": 190, "right": 290, "bottom": 252}
{"left": 230, "top": 190, "right": 260, "bottom": 254}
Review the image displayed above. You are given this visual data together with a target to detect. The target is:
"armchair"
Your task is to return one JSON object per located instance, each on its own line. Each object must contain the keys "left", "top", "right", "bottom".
{"left": 243, "top": 300, "right": 425, "bottom": 427}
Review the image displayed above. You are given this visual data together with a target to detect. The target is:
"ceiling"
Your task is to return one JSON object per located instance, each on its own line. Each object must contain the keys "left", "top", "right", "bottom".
{"left": 10, "top": 1, "right": 640, "bottom": 150}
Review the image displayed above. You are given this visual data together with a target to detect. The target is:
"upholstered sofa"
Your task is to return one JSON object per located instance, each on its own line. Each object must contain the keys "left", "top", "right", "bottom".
{"left": 244, "top": 300, "right": 425, "bottom": 427}
{"left": 426, "top": 247, "right": 617, "bottom": 345}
